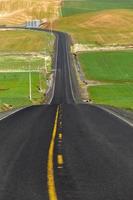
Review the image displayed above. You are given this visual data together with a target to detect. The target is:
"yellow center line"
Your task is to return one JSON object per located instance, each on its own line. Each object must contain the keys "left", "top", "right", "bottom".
{"left": 47, "top": 106, "right": 59, "bottom": 200}
{"left": 59, "top": 133, "right": 62, "bottom": 140}
{"left": 57, "top": 154, "right": 64, "bottom": 166}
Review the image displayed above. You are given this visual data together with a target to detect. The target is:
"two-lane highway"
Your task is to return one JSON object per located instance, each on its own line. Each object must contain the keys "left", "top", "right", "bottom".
{"left": 51, "top": 32, "right": 79, "bottom": 104}
{"left": 0, "top": 29, "right": 133, "bottom": 200}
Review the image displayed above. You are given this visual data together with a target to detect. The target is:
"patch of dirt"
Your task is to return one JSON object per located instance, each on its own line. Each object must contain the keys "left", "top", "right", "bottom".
{"left": 85, "top": 80, "right": 107, "bottom": 86}
{"left": 73, "top": 43, "right": 133, "bottom": 53}
{"left": 0, "top": 103, "right": 13, "bottom": 112}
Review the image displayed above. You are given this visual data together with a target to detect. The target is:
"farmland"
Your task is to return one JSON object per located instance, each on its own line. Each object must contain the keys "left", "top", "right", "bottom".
{"left": 0, "top": 56, "right": 51, "bottom": 70}
{"left": 55, "top": 9, "right": 133, "bottom": 45}
{"left": 57, "top": 1, "right": 133, "bottom": 110}
{"left": 79, "top": 51, "right": 133, "bottom": 109}
{"left": 89, "top": 84, "right": 133, "bottom": 109}
{"left": 79, "top": 51, "right": 133, "bottom": 82}
{"left": 62, "top": 0, "right": 133, "bottom": 16}
{"left": 0, "top": 73, "right": 46, "bottom": 110}
{"left": 0, "top": 29, "right": 54, "bottom": 111}
{"left": 0, "top": 29, "right": 54, "bottom": 52}
{"left": 0, "top": 0, "right": 61, "bottom": 25}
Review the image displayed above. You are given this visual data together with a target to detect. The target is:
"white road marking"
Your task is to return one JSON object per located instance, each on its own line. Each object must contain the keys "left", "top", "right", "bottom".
{"left": 0, "top": 107, "right": 29, "bottom": 121}
{"left": 49, "top": 34, "right": 59, "bottom": 104}
{"left": 65, "top": 34, "right": 77, "bottom": 103}
{"left": 98, "top": 106, "right": 133, "bottom": 127}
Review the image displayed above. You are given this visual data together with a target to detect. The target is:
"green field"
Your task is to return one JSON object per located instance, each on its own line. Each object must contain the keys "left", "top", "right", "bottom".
{"left": 89, "top": 84, "right": 133, "bottom": 109}
{"left": 62, "top": 0, "right": 133, "bottom": 16}
{"left": 0, "top": 30, "right": 54, "bottom": 53}
{"left": 0, "top": 73, "right": 46, "bottom": 111}
{"left": 79, "top": 51, "right": 133, "bottom": 109}
{"left": 79, "top": 51, "right": 133, "bottom": 82}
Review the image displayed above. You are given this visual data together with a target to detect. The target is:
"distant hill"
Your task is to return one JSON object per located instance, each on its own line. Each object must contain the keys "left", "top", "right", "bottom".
{"left": 55, "top": 0, "right": 133, "bottom": 46}
{"left": 62, "top": 0, "right": 133, "bottom": 17}
{"left": 55, "top": 9, "right": 133, "bottom": 45}
{"left": 0, "top": 0, "right": 61, "bottom": 25}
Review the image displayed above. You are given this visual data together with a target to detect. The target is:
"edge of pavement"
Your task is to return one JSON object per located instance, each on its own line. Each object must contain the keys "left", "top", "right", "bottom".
{"left": 95, "top": 104, "right": 133, "bottom": 127}
{"left": 0, "top": 106, "right": 30, "bottom": 121}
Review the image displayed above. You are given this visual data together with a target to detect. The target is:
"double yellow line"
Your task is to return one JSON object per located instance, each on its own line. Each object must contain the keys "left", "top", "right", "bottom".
{"left": 47, "top": 106, "right": 59, "bottom": 200}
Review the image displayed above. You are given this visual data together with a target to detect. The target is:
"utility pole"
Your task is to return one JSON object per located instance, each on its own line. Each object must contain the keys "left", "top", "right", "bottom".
{"left": 50, "top": 19, "right": 52, "bottom": 35}
{"left": 45, "top": 53, "right": 47, "bottom": 72}
{"left": 49, "top": 18, "right": 53, "bottom": 47}
{"left": 47, "top": 10, "right": 52, "bottom": 48}
{"left": 38, "top": 66, "right": 42, "bottom": 93}
{"left": 59, "top": 0, "right": 63, "bottom": 17}
{"left": 29, "top": 65, "right": 32, "bottom": 101}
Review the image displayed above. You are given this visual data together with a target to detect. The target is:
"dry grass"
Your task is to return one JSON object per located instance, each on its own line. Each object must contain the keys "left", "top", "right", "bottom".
{"left": 55, "top": 9, "right": 133, "bottom": 45}
{"left": 0, "top": 0, "right": 61, "bottom": 25}
{"left": 0, "top": 29, "right": 54, "bottom": 52}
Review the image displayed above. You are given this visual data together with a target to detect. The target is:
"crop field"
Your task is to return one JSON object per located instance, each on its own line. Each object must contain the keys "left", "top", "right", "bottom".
{"left": 0, "top": 72, "right": 46, "bottom": 111}
{"left": 0, "top": 30, "right": 54, "bottom": 52}
{"left": 62, "top": 0, "right": 133, "bottom": 16}
{"left": 0, "top": 55, "right": 51, "bottom": 109}
{"left": 79, "top": 51, "right": 133, "bottom": 82}
{"left": 79, "top": 51, "right": 133, "bottom": 109}
{"left": 0, "top": 0, "right": 60, "bottom": 25}
{"left": 56, "top": 9, "right": 133, "bottom": 45}
{"left": 0, "top": 29, "right": 53, "bottom": 111}
{"left": 89, "top": 84, "right": 133, "bottom": 109}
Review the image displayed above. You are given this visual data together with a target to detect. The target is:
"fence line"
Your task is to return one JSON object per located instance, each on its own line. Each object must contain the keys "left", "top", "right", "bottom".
{"left": 0, "top": 69, "right": 40, "bottom": 73}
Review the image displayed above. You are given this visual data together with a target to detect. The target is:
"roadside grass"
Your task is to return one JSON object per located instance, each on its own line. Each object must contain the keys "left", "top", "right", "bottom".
{"left": 0, "top": 73, "right": 46, "bottom": 110}
{"left": 79, "top": 51, "right": 133, "bottom": 82}
{"left": 0, "top": 30, "right": 54, "bottom": 53}
{"left": 62, "top": 0, "right": 133, "bottom": 16}
{"left": 79, "top": 51, "right": 133, "bottom": 109}
{"left": 55, "top": 9, "right": 133, "bottom": 45}
{"left": 89, "top": 84, "right": 133, "bottom": 109}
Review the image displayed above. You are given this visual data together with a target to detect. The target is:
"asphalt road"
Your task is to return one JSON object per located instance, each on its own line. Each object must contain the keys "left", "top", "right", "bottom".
{"left": 0, "top": 29, "right": 133, "bottom": 200}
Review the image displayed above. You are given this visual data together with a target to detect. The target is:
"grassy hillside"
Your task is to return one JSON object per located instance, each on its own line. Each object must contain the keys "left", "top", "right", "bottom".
{"left": 62, "top": 0, "right": 133, "bottom": 16}
{"left": 55, "top": 9, "right": 133, "bottom": 45}
{"left": 79, "top": 51, "right": 133, "bottom": 109}
{"left": 0, "top": 29, "right": 54, "bottom": 52}
{"left": 0, "top": 0, "right": 60, "bottom": 25}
